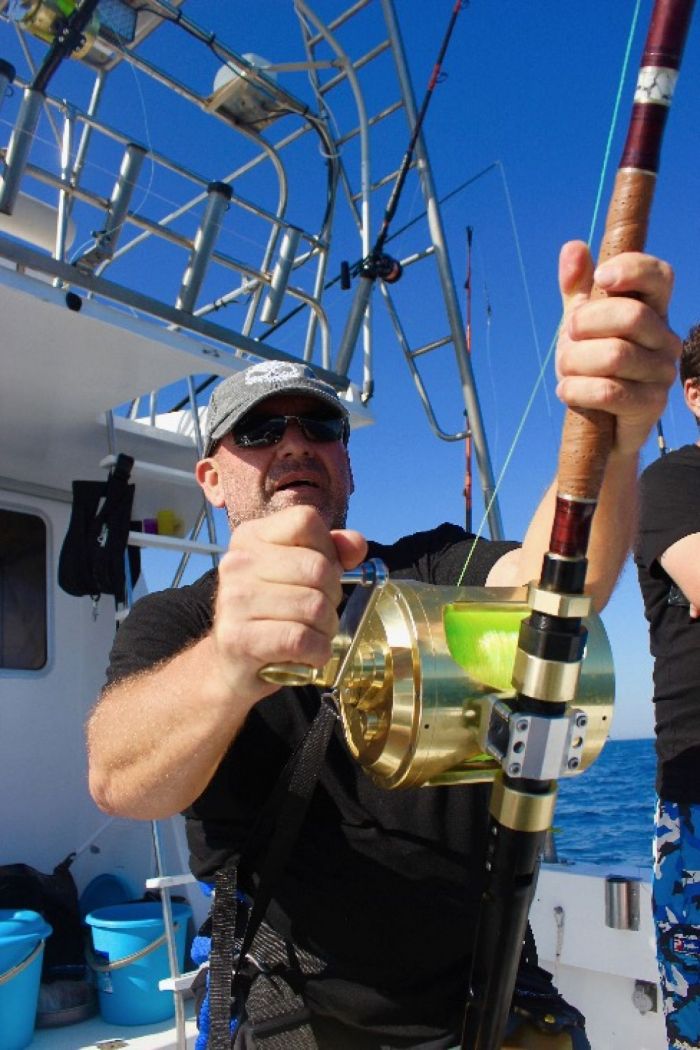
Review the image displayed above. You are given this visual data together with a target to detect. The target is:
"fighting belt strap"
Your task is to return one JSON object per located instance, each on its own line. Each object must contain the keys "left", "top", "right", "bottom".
{"left": 207, "top": 695, "right": 338, "bottom": 1049}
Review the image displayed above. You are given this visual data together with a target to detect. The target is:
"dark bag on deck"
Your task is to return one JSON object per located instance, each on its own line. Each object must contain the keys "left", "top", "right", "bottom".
{"left": 58, "top": 452, "right": 140, "bottom": 604}
{"left": 0, "top": 855, "right": 85, "bottom": 980}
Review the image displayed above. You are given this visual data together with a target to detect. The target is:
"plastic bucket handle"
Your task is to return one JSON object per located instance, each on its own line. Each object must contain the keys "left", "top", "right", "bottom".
{"left": 0, "top": 939, "right": 46, "bottom": 987}
{"left": 86, "top": 922, "right": 182, "bottom": 972}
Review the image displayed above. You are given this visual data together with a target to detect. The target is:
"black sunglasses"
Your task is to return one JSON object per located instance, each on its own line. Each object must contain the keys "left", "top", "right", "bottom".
{"left": 231, "top": 413, "right": 349, "bottom": 448}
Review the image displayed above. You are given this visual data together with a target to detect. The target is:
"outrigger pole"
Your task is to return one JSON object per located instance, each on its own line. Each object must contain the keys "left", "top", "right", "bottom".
{"left": 464, "top": 225, "right": 474, "bottom": 533}
{"left": 460, "top": 2, "right": 695, "bottom": 1047}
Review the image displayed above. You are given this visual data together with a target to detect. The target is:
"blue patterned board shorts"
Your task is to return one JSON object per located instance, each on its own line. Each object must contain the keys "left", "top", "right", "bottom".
{"left": 654, "top": 798, "right": 700, "bottom": 1048}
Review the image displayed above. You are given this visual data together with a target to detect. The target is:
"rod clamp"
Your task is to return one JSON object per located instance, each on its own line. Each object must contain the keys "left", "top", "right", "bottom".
{"left": 486, "top": 700, "right": 589, "bottom": 781}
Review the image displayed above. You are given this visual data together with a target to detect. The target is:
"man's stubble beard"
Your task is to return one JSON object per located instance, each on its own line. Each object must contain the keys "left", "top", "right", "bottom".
{"left": 222, "top": 479, "right": 350, "bottom": 532}
{"left": 225, "top": 498, "right": 349, "bottom": 532}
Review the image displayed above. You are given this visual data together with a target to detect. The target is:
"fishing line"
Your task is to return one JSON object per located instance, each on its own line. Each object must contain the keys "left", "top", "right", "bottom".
{"left": 583, "top": 0, "right": 643, "bottom": 250}
{"left": 456, "top": 328, "right": 559, "bottom": 585}
{"left": 495, "top": 159, "right": 553, "bottom": 421}
{"left": 387, "top": 162, "right": 499, "bottom": 244}
{"left": 456, "top": 0, "right": 643, "bottom": 585}
{"left": 122, "top": 56, "right": 157, "bottom": 224}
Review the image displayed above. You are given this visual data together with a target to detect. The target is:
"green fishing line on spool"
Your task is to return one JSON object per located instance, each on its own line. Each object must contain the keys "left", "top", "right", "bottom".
{"left": 443, "top": 602, "right": 528, "bottom": 692}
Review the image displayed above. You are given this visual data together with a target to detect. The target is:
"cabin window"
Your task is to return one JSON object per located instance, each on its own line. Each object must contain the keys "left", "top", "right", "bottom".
{"left": 0, "top": 509, "right": 48, "bottom": 670}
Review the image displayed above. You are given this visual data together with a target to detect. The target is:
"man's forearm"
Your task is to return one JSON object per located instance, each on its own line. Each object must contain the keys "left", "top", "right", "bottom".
{"left": 87, "top": 635, "right": 252, "bottom": 820}
{"left": 583, "top": 450, "right": 639, "bottom": 609}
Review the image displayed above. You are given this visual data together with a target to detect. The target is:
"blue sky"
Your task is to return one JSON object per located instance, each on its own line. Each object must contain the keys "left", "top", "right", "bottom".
{"left": 4, "top": 1, "right": 700, "bottom": 740}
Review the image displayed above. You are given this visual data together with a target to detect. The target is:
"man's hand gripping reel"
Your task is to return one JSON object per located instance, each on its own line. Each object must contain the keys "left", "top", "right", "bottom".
{"left": 261, "top": 563, "right": 614, "bottom": 791}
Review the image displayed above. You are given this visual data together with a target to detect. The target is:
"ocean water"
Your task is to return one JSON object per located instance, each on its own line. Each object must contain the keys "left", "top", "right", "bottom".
{"left": 551, "top": 737, "right": 656, "bottom": 867}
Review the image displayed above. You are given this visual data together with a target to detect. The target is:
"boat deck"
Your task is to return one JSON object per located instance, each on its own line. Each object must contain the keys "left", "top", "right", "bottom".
{"left": 30, "top": 1002, "right": 197, "bottom": 1050}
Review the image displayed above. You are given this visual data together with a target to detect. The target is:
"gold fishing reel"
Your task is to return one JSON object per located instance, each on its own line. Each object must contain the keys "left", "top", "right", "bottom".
{"left": 260, "top": 560, "right": 614, "bottom": 790}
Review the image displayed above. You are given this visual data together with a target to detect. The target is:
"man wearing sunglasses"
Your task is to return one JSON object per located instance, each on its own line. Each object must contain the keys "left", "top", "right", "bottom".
{"left": 88, "top": 242, "right": 680, "bottom": 1049}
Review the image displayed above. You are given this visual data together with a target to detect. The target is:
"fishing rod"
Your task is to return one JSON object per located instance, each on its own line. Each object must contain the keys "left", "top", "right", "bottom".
{"left": 348, "top": 0, "right": 466, "bottom": 284}
{"left": 460, "top": 2, "right": 695, "bottom": 1047}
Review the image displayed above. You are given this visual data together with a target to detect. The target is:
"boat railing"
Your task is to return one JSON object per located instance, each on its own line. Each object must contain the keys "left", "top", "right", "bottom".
{"left": 0, "top": 74, "right": 339, "bottom": 372}
{"left": 0, "top": 0, "right": 504, "bottom": 531}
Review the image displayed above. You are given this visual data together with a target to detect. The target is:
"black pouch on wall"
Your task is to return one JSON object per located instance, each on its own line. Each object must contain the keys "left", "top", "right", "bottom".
{"left": 58, "top": 453, "right": 140, "bottom": 604}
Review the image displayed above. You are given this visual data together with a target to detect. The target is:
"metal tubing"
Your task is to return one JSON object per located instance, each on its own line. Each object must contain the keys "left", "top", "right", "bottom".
{"left": 176, "top": 182, "right": 233, "bottom": 313}
{"left": 80, "top": 142, "right": 147, "bottom": 268}
{"left": 304, "top": 248, "right": 330, "bottom": 367}
{"left": 55, "top": 106, "right": 75, "bottom": 264}
{"left": 0, "top": 87, "right": 43, "bottom": 215}
{"left": 150, "top": 820, "right": 187, "bottom": 1049}
{"left": 381, "top": 0, "right": 503, "bottom": 539}
{"left": 334, "top": 277, "right": 373, "bottom": 376}
{"left": 297, "top": 0, "right": 373, "bottom": 368}
{"left": 605, "top": 875, "right": 640, "bottom": 931}
{"left": 260, "top": 226, "right": 302, "bottom": 324}
{"left": 185, "top": 374, "right": 219, "bottom": 548}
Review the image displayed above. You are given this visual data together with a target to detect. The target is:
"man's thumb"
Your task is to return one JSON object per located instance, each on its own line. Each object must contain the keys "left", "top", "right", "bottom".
{"left": 559, "top": 240, "right": 595, "bottom": 318}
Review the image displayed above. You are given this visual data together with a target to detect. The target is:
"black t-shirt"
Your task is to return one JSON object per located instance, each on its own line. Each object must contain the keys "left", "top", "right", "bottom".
{"left": 105, "top": 523, "right": 518, "bottom": 1039}
{"left": 634, "top": 445, "right": 700, "bottom": 800}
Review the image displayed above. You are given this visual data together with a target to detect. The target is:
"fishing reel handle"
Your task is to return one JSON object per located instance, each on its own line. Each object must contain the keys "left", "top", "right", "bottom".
{"left": 258, "top": 559, "right": 386, "bottom": 687}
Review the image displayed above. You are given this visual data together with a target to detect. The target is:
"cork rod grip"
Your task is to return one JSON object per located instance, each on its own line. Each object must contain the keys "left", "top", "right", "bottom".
{"left": 556, "top": 168, "right": 656, "bottom": 499}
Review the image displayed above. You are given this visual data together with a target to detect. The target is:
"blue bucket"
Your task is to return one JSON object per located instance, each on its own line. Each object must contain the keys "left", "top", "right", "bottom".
{"left": 85, "top": 901, "right": 192, "bottom": 1025}
{"left": 78, "top": 873, "right": 134, "bottom": 920}
{"left": 0, "top": 909, "right": 53, "bottom": 1050}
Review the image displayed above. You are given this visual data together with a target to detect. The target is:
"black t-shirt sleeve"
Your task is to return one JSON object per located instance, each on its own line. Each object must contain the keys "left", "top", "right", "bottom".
{"left": 367, "top": 522, "right": 519, "bottom": 586}
{"left": 637, "top": 453, "right": 700, "bottom": 571}
{"left": 103, "top": 571, "right": 216, "bottom": 687}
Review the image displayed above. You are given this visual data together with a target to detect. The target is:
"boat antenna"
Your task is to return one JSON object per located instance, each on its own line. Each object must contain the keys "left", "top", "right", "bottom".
{"left": 463, "top": 225, "right": 474, "bottom": 532}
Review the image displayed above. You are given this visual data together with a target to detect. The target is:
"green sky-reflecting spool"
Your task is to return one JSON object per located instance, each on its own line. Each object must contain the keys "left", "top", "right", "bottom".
{"left": 443, "top": 603, "right": 528, "bottom": 692}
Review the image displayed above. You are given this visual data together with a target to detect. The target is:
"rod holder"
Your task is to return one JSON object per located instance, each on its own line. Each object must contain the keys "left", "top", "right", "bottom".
{"left": 605, "top": 875, "right": 640, "bottom": 931}
{"left": 334, "top": 276, "right": 373, "bottom": 376}
{"left": 76, "top": 142, "right": 147, "bottom": 272}
{"left": 260, "top": 226, "right": 301, "bottom": 324}
{"left": 176, "top": 180, "right": 232, "bottom": 313}
{"left": 0, "top": 87, "right": 43, "bottom": 216}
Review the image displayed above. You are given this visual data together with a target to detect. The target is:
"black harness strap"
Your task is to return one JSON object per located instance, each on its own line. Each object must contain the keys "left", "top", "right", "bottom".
{"left": 207, "top": 695, "right": 338, "bottom": 1049}
{"left": 208, "top": 866, "right": 239, "bottom": 1050}
{"left": 245, "top": 922, "right": 319, "bottom": 1048}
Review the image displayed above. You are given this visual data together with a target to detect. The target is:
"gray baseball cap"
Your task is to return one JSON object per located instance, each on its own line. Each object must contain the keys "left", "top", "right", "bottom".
{"left": 203, "top": 360, "right": 349, "bottom": 455}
